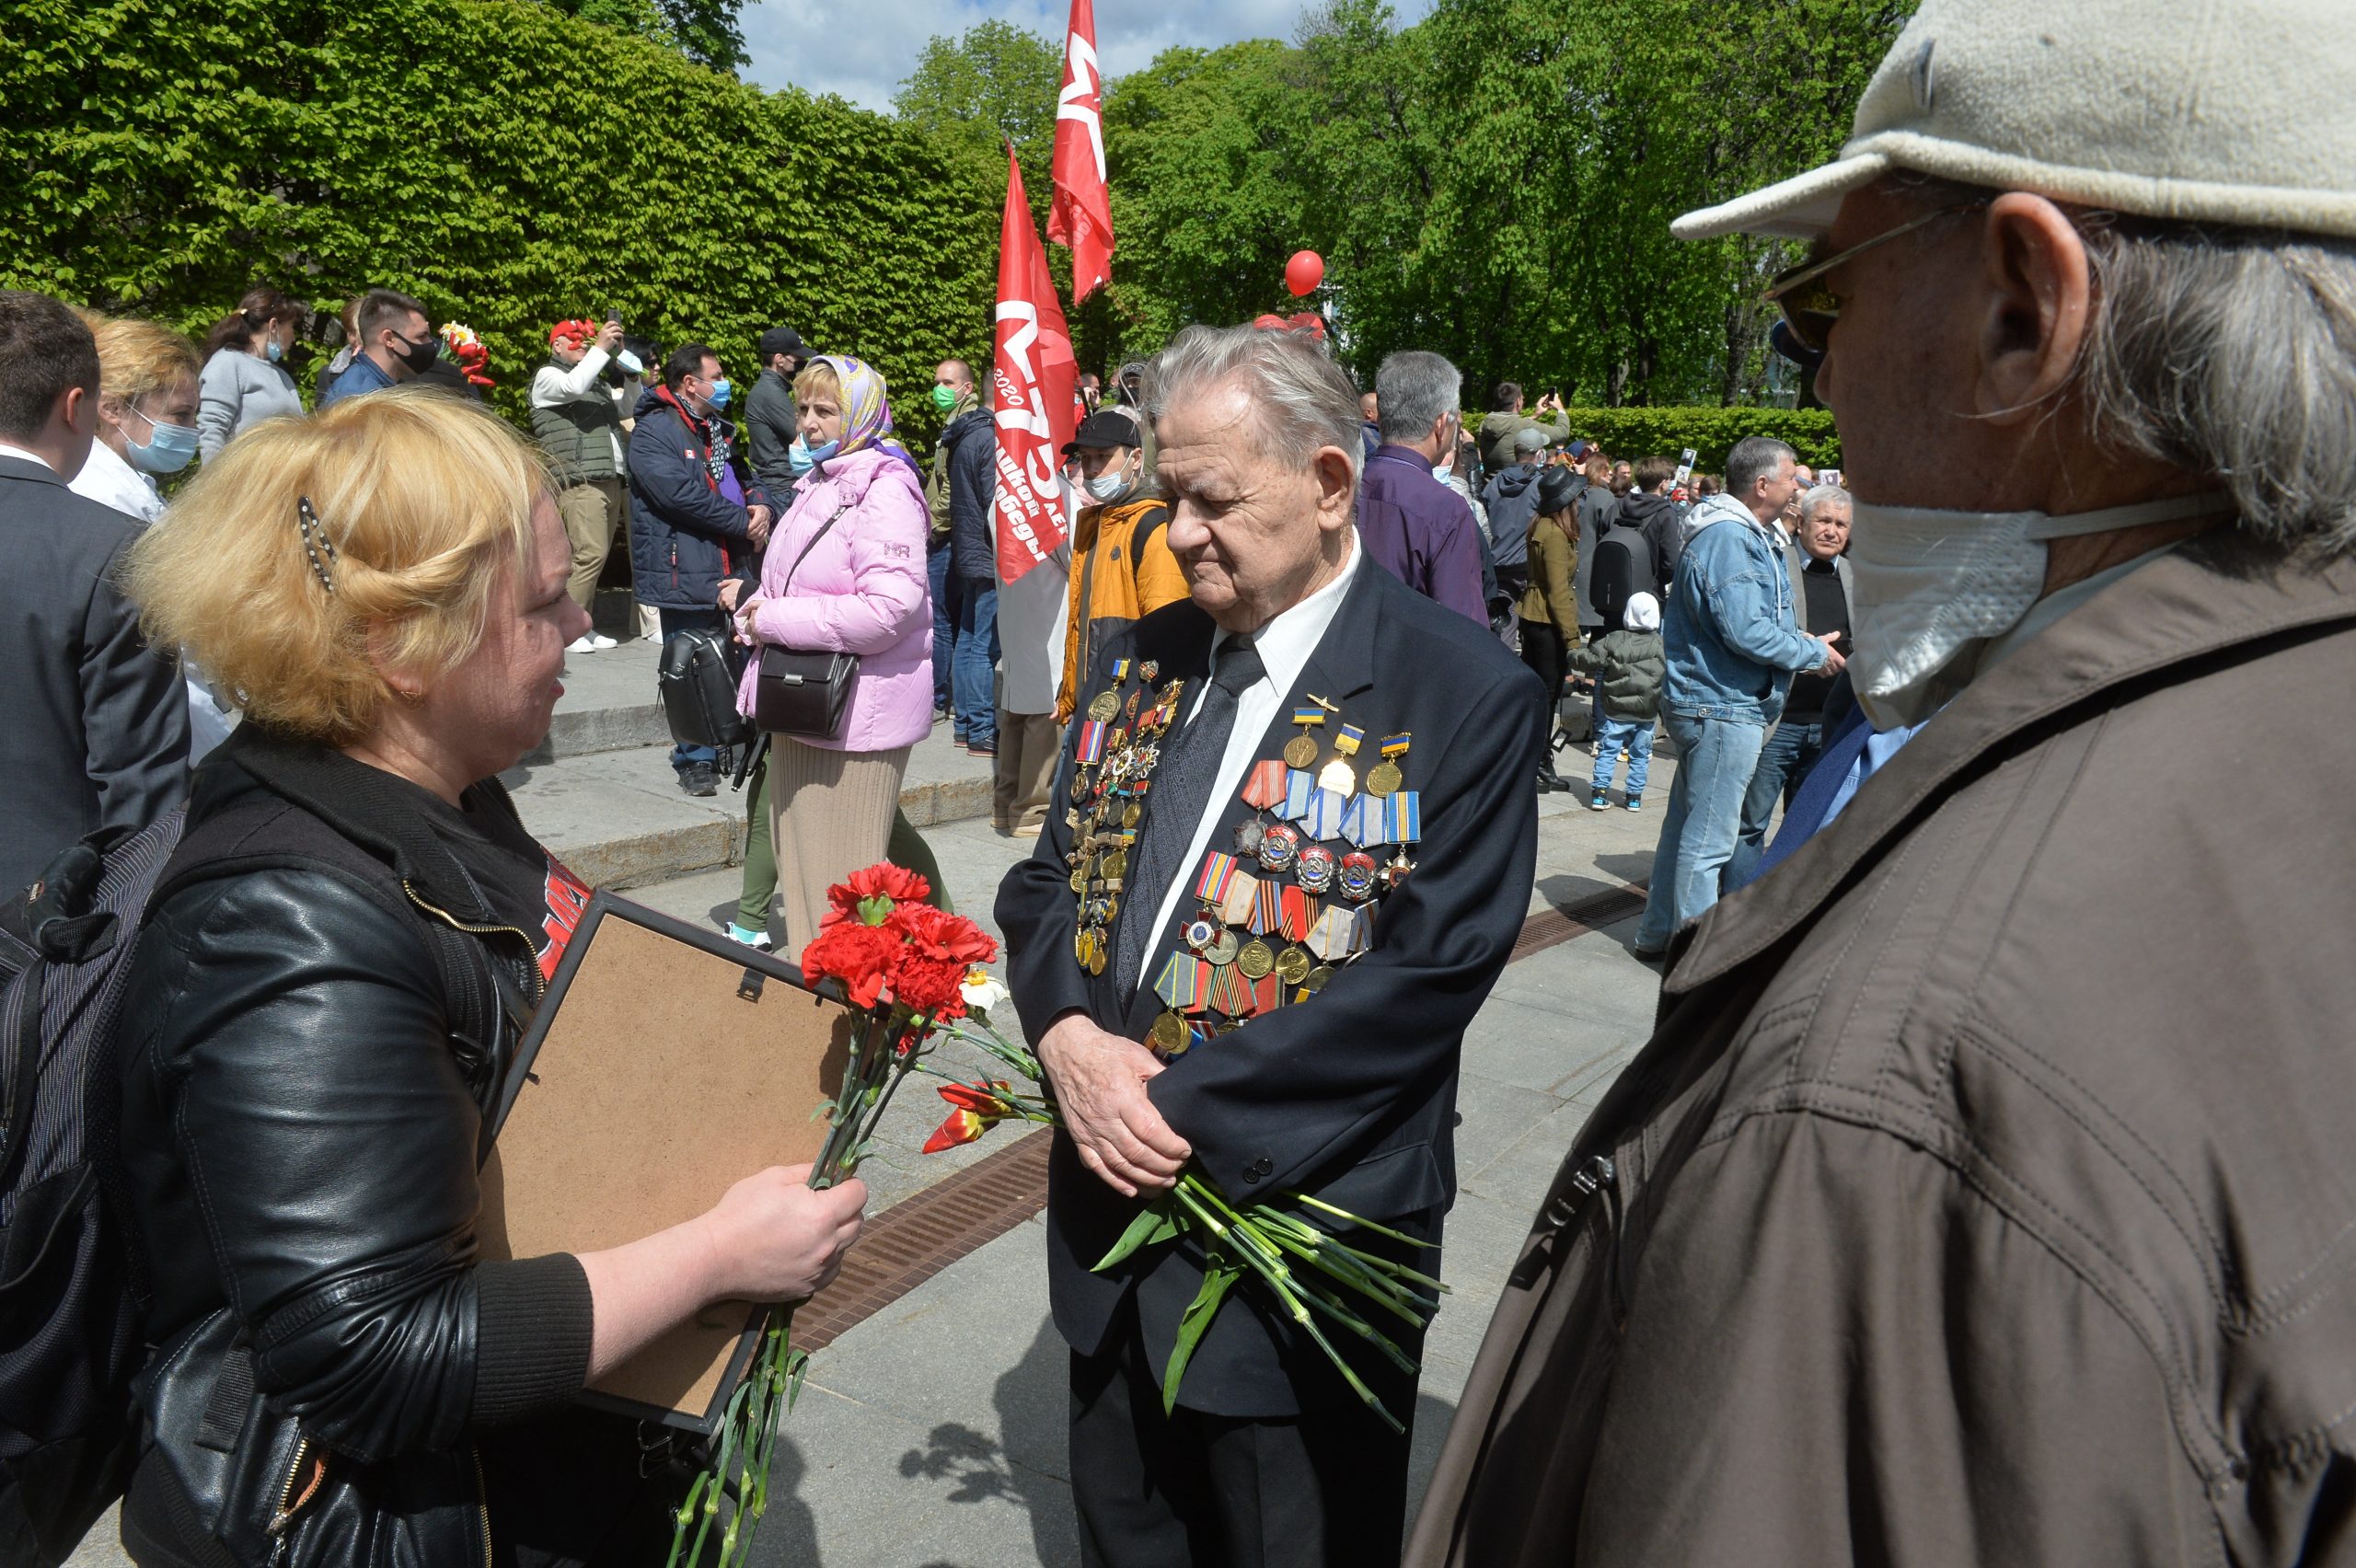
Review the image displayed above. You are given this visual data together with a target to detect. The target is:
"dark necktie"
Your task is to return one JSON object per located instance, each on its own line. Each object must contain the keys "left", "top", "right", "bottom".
{"left": 1115, "top": 635, "right": 1266, "bottom": 1003}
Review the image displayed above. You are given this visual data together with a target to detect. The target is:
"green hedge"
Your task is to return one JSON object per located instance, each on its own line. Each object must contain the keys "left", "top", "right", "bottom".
{"left": 1472, "top": 407, "right": 1840, "bottom": 471}
{"left": 0, "top": 0, "right": 1004, "bottom": 448}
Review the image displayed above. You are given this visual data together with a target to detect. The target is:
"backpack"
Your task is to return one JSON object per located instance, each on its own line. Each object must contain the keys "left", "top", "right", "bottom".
{"left": 0, "top": 810, "right": 186, "bottom": 1567}
{"left": 659, "top": 626, "right": 756, "bottom": 755}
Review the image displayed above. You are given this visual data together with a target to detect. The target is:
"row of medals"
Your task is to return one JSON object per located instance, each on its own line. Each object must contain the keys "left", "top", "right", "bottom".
{"left": 1065, "top": 664, "right": 1415, "bottom": 1058}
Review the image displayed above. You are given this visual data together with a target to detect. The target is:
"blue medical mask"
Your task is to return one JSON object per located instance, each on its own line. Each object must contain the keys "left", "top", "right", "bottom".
{"left": 125, "top": 409, "right": 201, "bottom": 475}
{"left": 706, "top": 377, "right": 733, "bottom": 410}
{"left": 788, "top": 438, "right": 815, "bottom": 476}
{"left": 803, "top": 438, "right": 840, "bottom": 464}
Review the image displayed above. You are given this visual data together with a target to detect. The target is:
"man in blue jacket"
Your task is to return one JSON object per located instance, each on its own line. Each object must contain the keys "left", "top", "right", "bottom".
{"left": 628, "top": 342, "right": 772, "bottom": 795}
{"left": 1632, "top": 435, "right": 1840, "bottom": 956}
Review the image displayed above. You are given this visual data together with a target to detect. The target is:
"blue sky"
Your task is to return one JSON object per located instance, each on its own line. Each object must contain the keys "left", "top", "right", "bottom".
{"left": 742, "top": 0, "right": 1437, "bottom": 113}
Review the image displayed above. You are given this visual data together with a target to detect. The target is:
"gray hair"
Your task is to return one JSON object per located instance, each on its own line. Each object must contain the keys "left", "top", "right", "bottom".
{"left": 1797, "top": 482, "right": 1852, "bottom": 523}
{"left": 1146, "top": 324, "right": 1363, "bottom": 485}
{"left": 2074, "top": 223, "right": 2356, "bottom": 556}
{"left": 1725, "top": 435, "right": 1798, "bottom": 500}
{"left": 1374, "top": 350, "right": 1462, "bottom": 444}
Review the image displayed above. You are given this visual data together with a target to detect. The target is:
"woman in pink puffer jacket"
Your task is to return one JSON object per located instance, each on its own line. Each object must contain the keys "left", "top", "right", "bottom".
{"left": 733, "top": 354, "right": 933, "bottom": 951}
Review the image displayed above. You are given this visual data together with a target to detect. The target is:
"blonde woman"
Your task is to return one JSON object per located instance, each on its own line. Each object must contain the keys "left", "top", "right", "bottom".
{"left": 733, "top": 354, "right": 931, "bottom": 952}
{"left": 66, "top": 315, "right": 201, "bottom": 523}
{"left": 113, "top": 393, "right": 865, "bottom": 1567}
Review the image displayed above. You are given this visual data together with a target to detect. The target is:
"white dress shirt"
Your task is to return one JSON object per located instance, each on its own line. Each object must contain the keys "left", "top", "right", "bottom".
{"left": 0, "top": 440, "right": 53, "bottom": 471}
{"left": 1133, "top": 536, "right": 1362, "bottom": 990}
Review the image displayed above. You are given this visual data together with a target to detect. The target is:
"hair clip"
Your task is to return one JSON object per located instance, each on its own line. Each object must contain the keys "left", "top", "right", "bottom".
{"left": 295, "top": 496, "right": 340, "bottom": 594}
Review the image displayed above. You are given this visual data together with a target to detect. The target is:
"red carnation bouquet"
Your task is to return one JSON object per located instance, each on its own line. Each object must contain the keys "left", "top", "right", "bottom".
{"left": 669, "top": 863, "right": 996, "bottom": 1568}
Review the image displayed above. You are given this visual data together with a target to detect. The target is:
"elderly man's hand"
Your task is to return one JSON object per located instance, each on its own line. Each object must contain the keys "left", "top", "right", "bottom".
{"left": 1038, "top": 1011, "right": 1191, "bottom": 1197}
{"left": 1814, "top": 635, "right": 1847, "bottom": 677}
{"left": 595, "top": 320, "right": 623, "bottom": 354}
{"left": 746, "top": 504, "right": 773, "bottom": 546}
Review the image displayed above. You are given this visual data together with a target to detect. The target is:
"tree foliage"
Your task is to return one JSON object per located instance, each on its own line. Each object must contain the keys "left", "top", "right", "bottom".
{"left": 1, "top": 0, "right": 1908, "bottom": 439}
{"left": 0, "top": 0, "right": 993, "bottom": 442}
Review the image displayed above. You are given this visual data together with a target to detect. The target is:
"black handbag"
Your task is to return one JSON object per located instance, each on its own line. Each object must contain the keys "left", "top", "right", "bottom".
{"left": 753, "top": 503, "right": 859, "bottom": 740}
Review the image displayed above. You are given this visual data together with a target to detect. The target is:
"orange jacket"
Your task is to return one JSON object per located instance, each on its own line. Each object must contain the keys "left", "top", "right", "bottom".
{"left": 1055, "top": 496, "right": 1190, "bottom": 722}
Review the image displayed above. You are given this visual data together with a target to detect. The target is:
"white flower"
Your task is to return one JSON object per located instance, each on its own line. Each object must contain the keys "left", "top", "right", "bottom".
{"left": 960, "top": 969, "right": 1010, "bottom": 1017}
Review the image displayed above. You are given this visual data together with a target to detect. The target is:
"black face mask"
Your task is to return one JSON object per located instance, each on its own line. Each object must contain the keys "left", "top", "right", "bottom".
{"left": 390, "top": 330, "right": 440, "bottom": 375}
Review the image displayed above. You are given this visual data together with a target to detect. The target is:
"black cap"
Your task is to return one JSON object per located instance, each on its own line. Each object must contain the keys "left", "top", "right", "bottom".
{"left": 758, "top": 327, "right": 807, "bottom": 361}
{"left": 1061, "top": 409, "right": 1142, "bottom": 458}
{"left": 1537, "top": 467, "right": 1583, "bottom": 514}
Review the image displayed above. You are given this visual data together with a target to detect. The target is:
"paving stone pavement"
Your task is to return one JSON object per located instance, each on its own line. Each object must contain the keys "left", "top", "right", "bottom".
{"left": 66, "top": 737, "right": 1679, "bottom": 1567}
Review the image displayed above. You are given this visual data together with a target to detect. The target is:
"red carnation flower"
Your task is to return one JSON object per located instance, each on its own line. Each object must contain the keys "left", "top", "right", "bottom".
{"left": 798, "top": 920, "right": 900, "bottom": 1009}
{"left": 822, "top": 862, "right": 932, "bottom": 929}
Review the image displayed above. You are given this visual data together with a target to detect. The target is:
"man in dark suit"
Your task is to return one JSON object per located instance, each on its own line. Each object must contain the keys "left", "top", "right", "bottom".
{"left": 0, "top": 292, "right": 190, "bottom": 898}
{"left": 997, "top": 323, "right": 1544, "bottom": 1567}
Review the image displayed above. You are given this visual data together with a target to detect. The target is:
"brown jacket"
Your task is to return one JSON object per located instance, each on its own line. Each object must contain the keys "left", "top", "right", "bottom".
{"left": 1519, "top": 513, "right": 1581, "bottom": 642}
{"left": 1407, "top": 531, "right": 2356, "bottom": 1567}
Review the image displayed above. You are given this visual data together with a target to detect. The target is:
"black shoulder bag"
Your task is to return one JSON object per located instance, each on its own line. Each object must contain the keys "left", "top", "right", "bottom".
{"left": 753, "top": 502, "right": 859, "bottom": 740}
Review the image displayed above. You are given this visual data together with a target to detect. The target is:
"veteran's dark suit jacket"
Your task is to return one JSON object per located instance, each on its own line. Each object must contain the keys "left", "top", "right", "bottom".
{"left": 997, "top": 556, "right": 1544, "bottom": 1417}
{"left": 0, "top": 455, "right": 188, "bottom": 898}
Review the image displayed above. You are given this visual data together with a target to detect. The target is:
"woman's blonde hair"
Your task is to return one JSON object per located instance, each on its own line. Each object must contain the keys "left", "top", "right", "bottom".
{"left": 792, "top": 360, "right": 840, "bottom": 408}
{"left": 122, "top": 391, "right": 549, "bottom": 745}
{"left": 90, "top": 316, "right": 200, "bottom": 410}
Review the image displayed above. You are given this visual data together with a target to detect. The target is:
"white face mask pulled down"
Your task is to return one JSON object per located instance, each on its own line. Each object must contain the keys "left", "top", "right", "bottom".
{"left": 1846, "top": 491, "right": 2229, "bottom": 730}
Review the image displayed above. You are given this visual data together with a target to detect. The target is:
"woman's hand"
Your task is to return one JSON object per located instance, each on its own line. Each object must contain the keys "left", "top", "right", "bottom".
{"left": 579, "top": 1163, "right": 868, "bottom": 1378}
{"left": 733, "top": 592, "right": 764, "bottom": 645}
{"left": 699, "top": 1163, "right": 868, "bottom": 1303}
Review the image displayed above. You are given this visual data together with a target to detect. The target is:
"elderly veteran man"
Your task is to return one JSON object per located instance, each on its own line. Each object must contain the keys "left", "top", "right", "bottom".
{"left": 1407, "top": 1, "right": 2356, "bottom": 1563}
{"left": 998, "top": 323, "right": 1544, "bottom": 1567}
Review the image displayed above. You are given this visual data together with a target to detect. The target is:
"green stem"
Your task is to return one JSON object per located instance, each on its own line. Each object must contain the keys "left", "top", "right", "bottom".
{"left": 1286, "top": 1192, "right": 1438, "bottom": 1248}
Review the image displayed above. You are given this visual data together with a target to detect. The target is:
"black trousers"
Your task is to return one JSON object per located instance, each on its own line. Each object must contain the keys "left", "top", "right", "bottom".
{"left": 1068, "top": 1306, "right": 1415, "bottom": 1568}
{"left": 1519, "top": 621, "right": 1568, "bottom": 748}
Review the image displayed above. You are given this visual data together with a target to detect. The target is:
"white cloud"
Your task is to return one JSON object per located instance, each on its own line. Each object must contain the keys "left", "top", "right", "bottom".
{"left": 743, "top": 0, "right": 1436, "bottom": 114}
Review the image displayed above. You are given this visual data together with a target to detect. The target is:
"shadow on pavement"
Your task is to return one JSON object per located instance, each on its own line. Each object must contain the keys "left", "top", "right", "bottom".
{"left": 899, "top": 1316, "right": 1080, "bottom": 1566}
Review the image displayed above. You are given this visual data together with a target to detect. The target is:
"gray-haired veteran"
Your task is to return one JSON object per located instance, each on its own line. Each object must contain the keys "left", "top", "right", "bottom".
{"left": 996, "top": 322, "right": 1544, "bottom": 1567}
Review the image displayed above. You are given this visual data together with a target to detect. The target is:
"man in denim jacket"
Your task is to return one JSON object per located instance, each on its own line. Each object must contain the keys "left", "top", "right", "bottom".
{"left": 1633, "top": 435, "right": 1841, "bottom": 955}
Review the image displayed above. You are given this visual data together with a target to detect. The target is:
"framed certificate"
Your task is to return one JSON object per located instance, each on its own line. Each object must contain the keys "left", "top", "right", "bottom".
{"left": 474, "top": 890, "right": 850, "bottom": 1433}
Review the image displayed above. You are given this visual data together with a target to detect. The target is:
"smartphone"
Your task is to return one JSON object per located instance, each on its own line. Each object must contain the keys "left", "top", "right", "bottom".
{"left": 606, "top": 306, "right": 623, "bottom": 327}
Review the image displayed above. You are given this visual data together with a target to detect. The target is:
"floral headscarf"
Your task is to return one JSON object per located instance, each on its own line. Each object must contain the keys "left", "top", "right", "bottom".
{"left": 814, "top": 353, "right": 916, "bottom": 470}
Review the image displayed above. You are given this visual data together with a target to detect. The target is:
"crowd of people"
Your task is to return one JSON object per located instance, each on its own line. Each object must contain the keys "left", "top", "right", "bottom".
{"left": 5, "top": 0, "right": 2354, "bottom": 1559}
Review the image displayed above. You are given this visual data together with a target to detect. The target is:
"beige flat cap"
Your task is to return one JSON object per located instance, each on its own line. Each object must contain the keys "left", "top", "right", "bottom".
{"left": 1673, "top": 0, "right": 2356, "bottom": 241}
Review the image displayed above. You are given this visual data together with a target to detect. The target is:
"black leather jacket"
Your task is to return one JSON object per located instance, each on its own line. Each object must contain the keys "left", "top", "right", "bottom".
{"left": 114, "top": 731, "right": 594, "bottom": 1567}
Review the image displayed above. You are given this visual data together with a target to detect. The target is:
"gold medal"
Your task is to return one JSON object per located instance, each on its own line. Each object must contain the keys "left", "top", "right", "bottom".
{"left": 1123, "top": 801, "right": 1142, "bottom": 828}
{"left": 1300, "top": 963, "right": 1335, "bottom": 997}
{"left": 1237, "top": 938, "right": 1275, "bottom": 980}
{"left": 1086, "top": 936, "right": 1108, "bottom": 975}
{"left": 1068, "top": 867, "right": 1087, "bottom": 894}
{"left": 1102, "top": 847, "right": 1129, "bottom": 882}
{"left": 1204, "top": 928, "right": 1241, "bottom": 966}
{"left": 1075, "top": 927, "right": 1095, "bottom": 967}
{"left": 1316, "top": 756, "right": 1356, "bottom": 794}
{"left": 1088, "top": 689, "right": 1119, "bottom": 721}
{"left": 1368, "top": 734, "right": 1410, "bottom": 797}
{"left": 1276, "top": 944, "right": 1311, "bottom": 986}
{"left": 1284, "top": 735, "right": 1319, "bottom": 768}
{"left": 1149, "top": 1009, "right": 1189, "bottom": 1053}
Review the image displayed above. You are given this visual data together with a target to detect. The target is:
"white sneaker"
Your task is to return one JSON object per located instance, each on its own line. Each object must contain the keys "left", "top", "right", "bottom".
{"left": 566, "top": 635, "right": 599, "bottom": 653}
{"left": 589, "top": 632, "right": 618, "bottom": 649}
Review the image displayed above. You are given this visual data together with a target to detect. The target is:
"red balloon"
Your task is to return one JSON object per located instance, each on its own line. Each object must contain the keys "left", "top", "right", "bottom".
{"left": 1285, "top": 249, "right": 1325, "bottom": 296}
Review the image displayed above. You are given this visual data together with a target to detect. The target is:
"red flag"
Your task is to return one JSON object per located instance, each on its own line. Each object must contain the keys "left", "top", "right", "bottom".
{"left": 993, "top": 149, "right": 1078, "bottom": 585}
{"left": 1046, "top": 0, "right": 1114, "bottom": 302}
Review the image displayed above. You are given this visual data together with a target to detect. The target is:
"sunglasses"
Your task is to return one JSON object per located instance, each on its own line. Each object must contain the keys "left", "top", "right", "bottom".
{"left": 1763, "top": 199, "right": 1989, "bottom": 356}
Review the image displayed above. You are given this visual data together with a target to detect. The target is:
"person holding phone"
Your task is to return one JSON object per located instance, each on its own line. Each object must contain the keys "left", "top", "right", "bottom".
{"left": 531, "top": 315, "right": 642, "bottom": 641}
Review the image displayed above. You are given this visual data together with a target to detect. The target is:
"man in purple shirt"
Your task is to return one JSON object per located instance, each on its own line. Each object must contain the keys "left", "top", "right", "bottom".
{"left": 1356, "top": 350, "right": 1487, "bottom": 624}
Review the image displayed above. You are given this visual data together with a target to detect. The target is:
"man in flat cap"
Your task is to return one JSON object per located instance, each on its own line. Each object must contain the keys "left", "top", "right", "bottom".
{"left": 1409, "top": 0, "right": 2356, "bottom": 1562}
